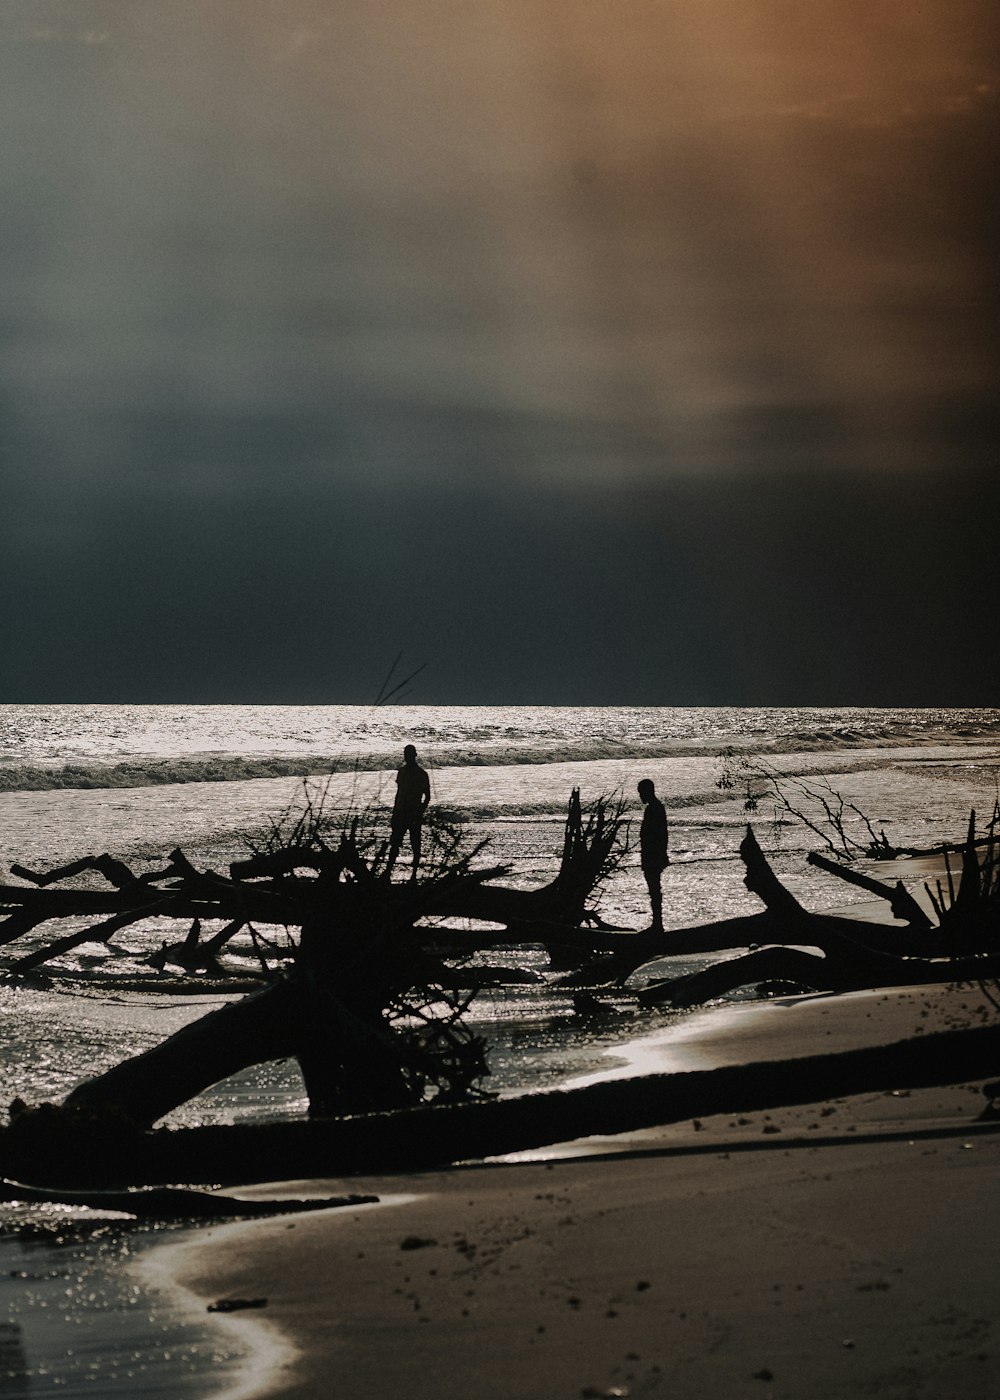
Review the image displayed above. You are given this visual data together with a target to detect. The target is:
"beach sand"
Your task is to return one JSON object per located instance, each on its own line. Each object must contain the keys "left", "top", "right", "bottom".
{"left": 159, "top": 984, "right": 1000, "bottom": 1400}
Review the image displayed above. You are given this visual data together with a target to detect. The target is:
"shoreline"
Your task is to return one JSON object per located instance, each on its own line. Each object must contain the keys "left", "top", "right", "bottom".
{"left": 132, "top": 1237, "right": 300, "bottom": 1400}
{"left": 160, "top": 982, "right": 1000, "bottom": 1399}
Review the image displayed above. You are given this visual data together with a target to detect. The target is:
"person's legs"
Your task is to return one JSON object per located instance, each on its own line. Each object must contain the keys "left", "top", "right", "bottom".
{"left": 408, "top": 820, "right": 422, "bottom": 879}
{"left": 386, "top": 820, "right": 405, "bottom": 878}
{"left": 643, "top": 865, "right": 664, "bottom": 932}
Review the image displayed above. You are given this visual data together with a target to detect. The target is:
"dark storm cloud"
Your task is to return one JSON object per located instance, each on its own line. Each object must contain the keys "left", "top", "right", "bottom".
{"left": 4, "top": 467, "right": 999, "bottom": 703}
{"left": 1, "top": 2, "right": 997, "bottom": 699}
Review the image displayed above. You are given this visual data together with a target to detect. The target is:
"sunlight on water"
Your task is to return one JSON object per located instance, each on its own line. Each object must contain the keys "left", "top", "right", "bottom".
{"left": 0, "top": 1219, "right": 249, "bottom": 1399}
{"left": 1, "top": 703, "right": 997, "bottom": 792}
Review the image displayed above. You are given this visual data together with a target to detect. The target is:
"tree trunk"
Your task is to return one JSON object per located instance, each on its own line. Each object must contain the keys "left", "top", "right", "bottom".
{"left": 63, "top": 977, "right": 303, "bottom": 1127}
{"left": 9, "top": 1023, "right": 999, "bottom": 1187}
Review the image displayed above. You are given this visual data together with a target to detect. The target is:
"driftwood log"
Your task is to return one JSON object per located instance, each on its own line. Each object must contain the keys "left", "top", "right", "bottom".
{"left": 2, "top": 791, "right": 634, "bottom": 1125}
{"left": 4, "top": 1023, "right": 999, "bottom": 1188}
{"left": 0, "top": 789, "right": 627, "bottom": 977}
{"left": 639, "top": 817, "right": 1000, "bottom": 1007}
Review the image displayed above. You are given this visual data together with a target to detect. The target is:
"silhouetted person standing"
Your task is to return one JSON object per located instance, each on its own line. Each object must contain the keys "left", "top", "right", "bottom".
{"left": 387, "top": 744, "right": 431, "bottom": 879}
{"left": 637, "top": 778, "right": 669, "bottom": 932}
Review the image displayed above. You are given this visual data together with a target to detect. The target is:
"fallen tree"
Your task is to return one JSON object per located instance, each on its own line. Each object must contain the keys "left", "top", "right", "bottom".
{"left": 1, "top": 790, "right": 632, "bottom": 1126}
{"left": 4, "top": 1022, "right": 999, "bottom": 1188}
{"left": 0, "top": 788, "right": 628, "bottom": 977}
{"left": 639, "top": 813, "right": 1000, "bottom": 1007}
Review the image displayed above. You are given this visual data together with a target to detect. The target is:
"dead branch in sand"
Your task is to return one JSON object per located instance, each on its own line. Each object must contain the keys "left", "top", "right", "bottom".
{"left": 716, "top": 748, "right": 897, "bottom": 860}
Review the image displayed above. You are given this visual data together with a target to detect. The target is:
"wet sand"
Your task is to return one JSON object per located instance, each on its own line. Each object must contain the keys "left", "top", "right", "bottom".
{"left": 160, "top": 983, "right": 1000, "bottom": 1399}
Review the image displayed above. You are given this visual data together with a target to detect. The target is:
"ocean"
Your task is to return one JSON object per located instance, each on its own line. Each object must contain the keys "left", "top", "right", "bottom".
{"left": 2, "top": 705, "right": 1000, "bottom": 1395}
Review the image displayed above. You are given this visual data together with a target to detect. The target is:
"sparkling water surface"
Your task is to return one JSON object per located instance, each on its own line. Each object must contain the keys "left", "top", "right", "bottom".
{"left": 2, "top": 702, "right": 997, "bottom": 790}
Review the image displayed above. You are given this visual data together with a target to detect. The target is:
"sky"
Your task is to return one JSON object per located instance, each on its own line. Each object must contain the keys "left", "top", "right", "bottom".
{"left": 1, "top": 1, "right": 997, "bottom": 703}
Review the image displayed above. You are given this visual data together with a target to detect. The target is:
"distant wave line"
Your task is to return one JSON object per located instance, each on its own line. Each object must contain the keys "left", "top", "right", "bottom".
{"left": 0, "top": 727, "right": 995, "bottom": 796}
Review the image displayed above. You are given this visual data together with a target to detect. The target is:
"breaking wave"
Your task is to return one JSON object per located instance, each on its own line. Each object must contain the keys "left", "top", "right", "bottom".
{"left": 0, "top": 754, "right": 368, "bottom": 793}
{"left": 1, "top": 714, "right": 997, "bottom": 795}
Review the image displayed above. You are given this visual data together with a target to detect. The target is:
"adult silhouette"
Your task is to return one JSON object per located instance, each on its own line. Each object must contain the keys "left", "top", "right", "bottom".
{"left": 637, "top": 778, "right": 669, "bottom": 932}
{"left": 386, "top": 744, "right": 431, "bottom": 879}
